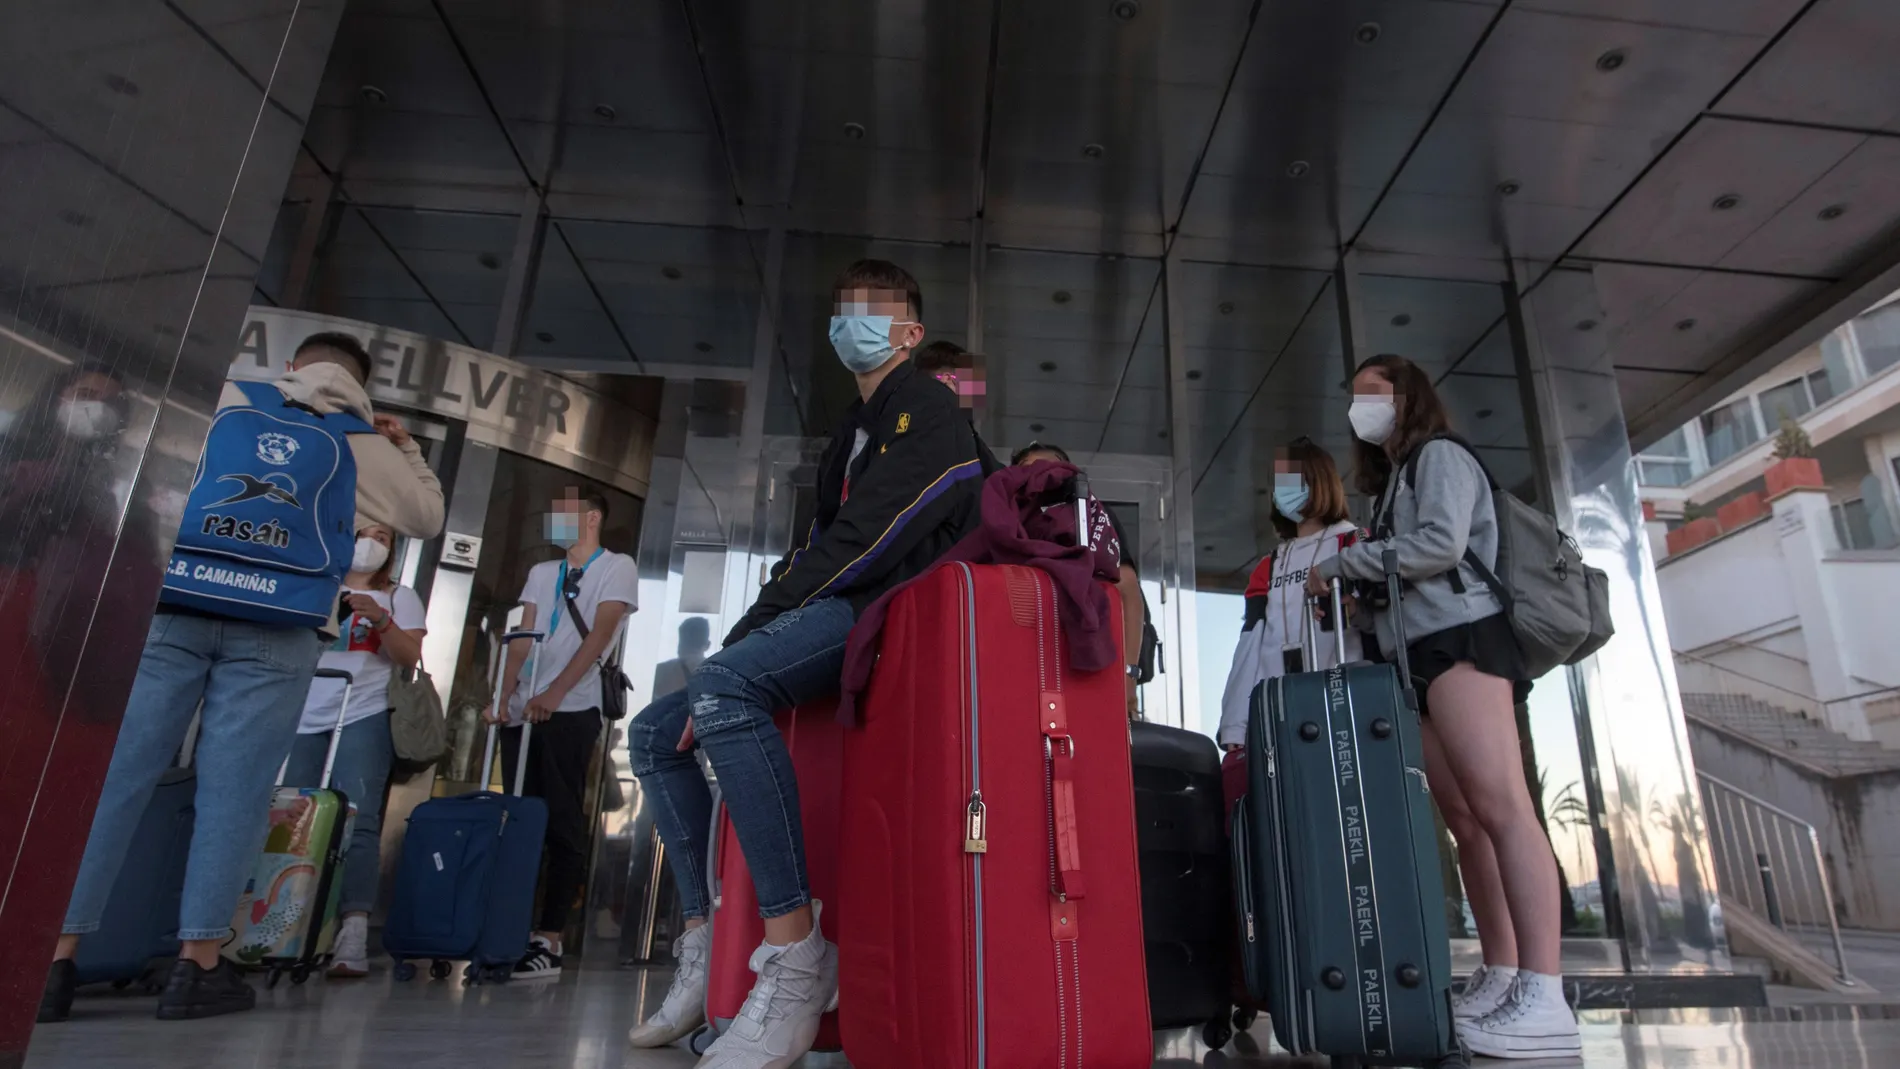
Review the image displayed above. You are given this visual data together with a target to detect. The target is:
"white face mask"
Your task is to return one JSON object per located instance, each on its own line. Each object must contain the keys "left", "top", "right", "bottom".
{"left": 58, "top": 399, "right": 117, "bottom": 440}
{"left": 352, "top": 537, "right": 390, "bottom": 573}
{"left": 1348, "top": 396, "right": 1398, "bottom": 445}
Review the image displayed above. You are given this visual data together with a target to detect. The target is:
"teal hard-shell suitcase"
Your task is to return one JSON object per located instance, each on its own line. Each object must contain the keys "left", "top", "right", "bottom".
{"left": 1233, "top": 556, "right": 1465, "bottom": 1068}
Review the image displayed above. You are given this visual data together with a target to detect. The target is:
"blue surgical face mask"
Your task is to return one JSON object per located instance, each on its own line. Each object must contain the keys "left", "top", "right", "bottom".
{"left": 1272, "top": 479, "right": 1310, "bottom": 523}
{"left": 829, "top": 315, "right": 917, "bottom": 374}
{"left": 545, "top": 513, "right": 581, "bottom": 547}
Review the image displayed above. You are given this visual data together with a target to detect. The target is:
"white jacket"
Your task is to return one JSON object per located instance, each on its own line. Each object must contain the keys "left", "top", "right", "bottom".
{"left": 1216, "top": 521, "right": 1362, "bottom": 749}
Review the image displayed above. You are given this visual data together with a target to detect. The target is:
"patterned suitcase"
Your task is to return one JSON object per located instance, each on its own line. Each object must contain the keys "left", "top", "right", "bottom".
{"left": 228, "top": 666, "right": 357, "bottom": 986}
{"left": 1233, "top": 561, "right": 1465, "bottom": 1068}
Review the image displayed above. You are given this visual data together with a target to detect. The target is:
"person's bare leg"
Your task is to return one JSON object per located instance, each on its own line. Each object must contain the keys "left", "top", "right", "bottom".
{"left": 763, "top": 905, "right": 814, "bottom": 947}
{"left": 532, "top": 930, "right": 562, "bottom": 953}
{"left": 53, "top": 934, "right": 80, "bottom": 962}
{"left": 684, "top": 917, "right": 706, "bottom": 931}
{"left": 1422, "top": 722, "right": 1517, "bottom": 967}
{"left": 1428, "top": 664, "right": 1560, "bottom": 976}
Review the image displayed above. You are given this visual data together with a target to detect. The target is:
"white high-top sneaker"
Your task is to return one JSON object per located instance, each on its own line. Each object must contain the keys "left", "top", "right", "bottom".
{"left": 1460, "top": 971, "right": 1582, "bottom": 1060}
{"left": 627, "top": 923, "right": 712, "bottom": 1048}
{"left": 328, "top": 915, "right": 370, "bottom": 978}
{"left": 696, "top": 902, "right": 839, "bottom": 1069}
{"left": 1452, "top": 963, "right": 1517, "bottom": 1022}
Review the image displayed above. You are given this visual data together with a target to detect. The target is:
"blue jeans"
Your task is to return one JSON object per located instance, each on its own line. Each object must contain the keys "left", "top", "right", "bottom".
{"left": 630, "top": 598, "right": 856, "bottom": 920}
{"left": 283, "top": 711, "right": 393, "bottom": 916}
{"left": 63, "top": 612, "right": 323, "bottom": 941}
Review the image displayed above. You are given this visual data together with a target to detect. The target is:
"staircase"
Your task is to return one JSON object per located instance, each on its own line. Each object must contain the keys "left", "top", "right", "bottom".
{"left": 1680, "top": 692, "right": 1900, "bottom": 777}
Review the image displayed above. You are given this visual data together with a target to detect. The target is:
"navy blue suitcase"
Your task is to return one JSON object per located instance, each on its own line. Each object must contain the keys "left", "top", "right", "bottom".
{"left": 72, "top": 769, "right": 195, "bottom": 988}
{"left": 384, "top": 629, "right": 550, "bottom": 984}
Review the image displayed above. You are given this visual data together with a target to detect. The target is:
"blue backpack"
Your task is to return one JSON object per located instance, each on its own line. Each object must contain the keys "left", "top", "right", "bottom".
{"left": 162, "top": 381, "right": 373, "bottom": 628}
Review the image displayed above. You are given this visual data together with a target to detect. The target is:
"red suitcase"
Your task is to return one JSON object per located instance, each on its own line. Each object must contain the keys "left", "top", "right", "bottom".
{"left": 839, "top": 562, "right": 1151, "bottom": 1069}
{"left": 704, "top": 701, "right": 845, "bottom": 1051}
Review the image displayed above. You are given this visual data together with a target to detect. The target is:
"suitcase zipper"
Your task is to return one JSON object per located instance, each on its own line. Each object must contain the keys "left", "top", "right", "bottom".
{"left": 954, "top": 563, "right": 987, "bottom": 1069}
{"left": 1262, "top": 676, "right": 1306, "bottom": 1053}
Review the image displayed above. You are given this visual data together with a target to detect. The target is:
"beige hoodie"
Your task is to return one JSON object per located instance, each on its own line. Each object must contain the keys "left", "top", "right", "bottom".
{"left": 219, "top": 362, "right": 445, "bottom": 539}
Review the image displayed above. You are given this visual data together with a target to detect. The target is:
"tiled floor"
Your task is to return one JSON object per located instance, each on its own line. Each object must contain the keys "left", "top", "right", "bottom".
{"left": 28, "top": 964, "right": 1900, "bottom": 1068}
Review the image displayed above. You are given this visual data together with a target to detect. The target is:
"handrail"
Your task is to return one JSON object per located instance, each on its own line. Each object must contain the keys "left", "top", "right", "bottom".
{"left": 1696, "top": 771, "right": 1853, "bottom": 984}
{"left": 1673, "top": 648, "right": 1823, "bottom": 712}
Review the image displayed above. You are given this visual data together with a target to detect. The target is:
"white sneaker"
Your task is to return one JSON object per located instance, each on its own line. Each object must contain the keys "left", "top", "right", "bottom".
{"left": 695, "top": 902, "right": 839, "bottom": 1069}
{"left": 1460, "top": 972, "right": 1582, "bottom": 1060}
{"left": 627, "top": 924, "right": 712, "bottom": 1048}
{"left": 1452, "top": 963, "right": 1516, "bottom": 1022}
{"left": 513, "top": 935, "right": 563, "bottom": 980}
{"left": 328, "top": 915, "right": 369, "bottom": 978}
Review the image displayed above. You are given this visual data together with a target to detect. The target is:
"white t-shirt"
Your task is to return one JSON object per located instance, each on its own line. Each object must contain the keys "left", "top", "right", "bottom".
{"left": 298, "top": 585, "right": 428, "bottom": 734}
{"left": 509, "top": 549, "right": 638, "bottom": 719}
{"left": 1216, "top": 521, "right": 1363, "bottom": 748}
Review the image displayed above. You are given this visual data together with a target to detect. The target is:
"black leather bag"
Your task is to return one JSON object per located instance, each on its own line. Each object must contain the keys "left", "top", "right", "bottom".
{"left": 562, "top": 590, "right": 632, "bottom": 721}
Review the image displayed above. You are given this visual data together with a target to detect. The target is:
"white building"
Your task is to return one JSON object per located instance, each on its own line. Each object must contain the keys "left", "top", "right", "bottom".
{"left": 1640, "top": 293, "right": 1900, "bottom": 744}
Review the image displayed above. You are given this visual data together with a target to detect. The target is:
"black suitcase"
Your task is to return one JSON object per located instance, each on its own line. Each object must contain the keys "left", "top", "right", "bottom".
{"left": 1130, "top": 720, "right": 1239, "bottom": 1047}
{"left": 1233, "top": 554, "right": 1464, "bottom": 1068}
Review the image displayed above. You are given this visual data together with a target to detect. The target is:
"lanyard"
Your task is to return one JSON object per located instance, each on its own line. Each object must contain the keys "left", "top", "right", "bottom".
{"left": 550, "top": 547, "right": 604, "bottom": 636}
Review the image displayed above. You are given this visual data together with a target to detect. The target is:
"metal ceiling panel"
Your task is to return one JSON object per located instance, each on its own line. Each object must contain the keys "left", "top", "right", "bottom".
{"left": 984, "top": 249, "right": 1161, "bottom": 385}
{"left": 313, "top": 12, "right": 491, "bottom": 116}
{"left": 1574, "top": 117, "right": 1865, "bottom": 268}
{"left": 1361, "top": 274, "right": 1505, "bottom": 375}
{"left": 1438, "top": 371, "right": 1529, "bottom": 449}
{"left": 303, "top": 109, "right": 533, "bottom": 204}
{"left": 542, "top": 125, "right": 745, "bottom": 229}
{"left": 448, "top": 21, "right": 708, "bottom": 133}
{"left": 1715, "top": 0, "right": 1900, "bottom": 134}
{"left": 1514, "top": 0, "right": 1805, "bottom": 36}
{"left": 1172, "top": 173, "right": 1360, "bottom": 271}
{"left": 1451, "top": 320, "right": 1518, "bottom": 377}
{"left": 1614, "top": 365, "right": 1703, "bottom": 428}
{"left": 1591, "top": 263, "right": 1821, "bottom": 374}
{"left": 1358, "top": 189, "right": 1601, "bottom": 270}
{"left": 1390, "top": 111, "right": 1660, "bottom": 210}
{"left": 1719, "top": 134, "right": 1900, "bottom": 279}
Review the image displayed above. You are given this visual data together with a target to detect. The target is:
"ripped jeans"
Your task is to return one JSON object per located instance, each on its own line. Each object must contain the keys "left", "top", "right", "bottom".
{"left": 629, "top": 597, "right": 855, "bottom": 920}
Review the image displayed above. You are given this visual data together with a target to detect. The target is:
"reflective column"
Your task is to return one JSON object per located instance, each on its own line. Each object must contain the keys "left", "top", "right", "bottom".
{"left": 1516, "top": 267, "right": 1729, "bottom": 974}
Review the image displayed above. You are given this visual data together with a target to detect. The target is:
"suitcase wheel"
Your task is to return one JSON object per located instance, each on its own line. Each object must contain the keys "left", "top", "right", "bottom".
{"left": 290, "top": 964, "right": 312, "bottom": 985}
{"left": 688, "top": 1025, "right": 717, "bottom": 1056}
{"left": 393, "top": 961, "right": 417, "bottom": 982}
{"left": 1201, "top": 1017, "right": 1233, "bottom": 1050}
{"left": 265, "top": 968, "right": 283, "bottom": 990}
{"left": 1232, "top": 1005, "right": 1258, "bottom": 1032}
{"left": 429, "top": 959, "right": 453, "bottom": 981}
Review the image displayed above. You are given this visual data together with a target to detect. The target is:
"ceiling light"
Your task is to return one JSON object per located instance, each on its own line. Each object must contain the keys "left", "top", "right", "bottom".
{"left": 57, "top": 209, "right": 93, "bottom": 228}
{"left": 1082, "top": 143, "right": 1105, "bottom": 159}
{"left": 1476, "top": 408, "right": 1494, "bottom": 420}
{"left": 1186, "top": 369, "right": 1203, "bottom": 381}
{"left": 1354, "top": 22, "right": 1381, "bottom": 45}
{"left": 1039, "top": 361, "right": 1058, "bottom": 372}
{"left": 105, "top": 74, "right": 141, "bottom": 97}
{"left": 535, "top": 331, "right": 555, "bottom": 343}
{"left": 843, "top": 121, "right": 867, "bottom": 140}
{"left": 1819, "top": 204, "right": 1847, "bottom": 221}
{"left": 360, "top": 84, "right": 388, "bottom": 104}
{"left": 1391, "top": 313, "right": 1412, "bottom": 327}
{"left": 696, "top": 341, "right": 713, "bottom": 353}
{"left": 594, "top": 103, "right": 618, "bottom": 121}
{"left": 1675, "top": 318, "right": 1697, "bottom": 332}
{"left": 1497, "top": 180, "right": 1521, "bottom": 197}
{"left": 1052, "top": 290, "right": 1072, "bottom": 305}
{"left": 1158, "top": 429, "right": 1169, "bottom": 439}
{"left": 662, "top": 265, "right": 683, "bottom": 280}
{"left": 478, "top": 253, "right": 500, "bottom": 269}
{"left": 1577, "top": 319, "right": 1598, "bottom": 332}
{"left": 1111, "top": 0, "right": 1140, "bottom": 22}
{"left": 1202, "top": 543, "right": 1215, "bottom": 552}
{"left": 1286, "top": 160, "right": 1310, "bottom": 178}
{"left": 1030, "top": 422, "right": 1046, "bottom": 433}
{"left": 1218, "top": 301, "right": 1236, "bottom": 315}
{"left": 1595, "top": 49, "right": 1627, "bottom": 73}
{"left": 1712, "top": 194, "right": 1741, "bottom": 211}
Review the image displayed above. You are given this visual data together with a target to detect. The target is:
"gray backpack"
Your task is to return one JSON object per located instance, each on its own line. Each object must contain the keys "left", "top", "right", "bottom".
{"left": 1404, "top": 437, "right": 1613, "bottom": 678}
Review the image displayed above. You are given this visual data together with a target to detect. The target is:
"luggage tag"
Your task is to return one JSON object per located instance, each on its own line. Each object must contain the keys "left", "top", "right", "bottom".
{"left": 1281, "top": 646, "right": 1305, "bottom": 675}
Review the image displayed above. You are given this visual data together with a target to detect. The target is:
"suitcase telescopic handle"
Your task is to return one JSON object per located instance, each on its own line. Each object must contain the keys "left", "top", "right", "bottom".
{"left": 279, "top": 668, "right": 357, "bottom": 790}
{"left": 1381, "top": 548, "right": 1415, "bottom": 694}
{"left": 480, "top": 628, "right": 545, "bottom": 793}
{"left": 1072, "top": 472, "right": 1091, "bottom": 547}
{"left": 1329, "top": 577, "right": 1349, "bottom": 668}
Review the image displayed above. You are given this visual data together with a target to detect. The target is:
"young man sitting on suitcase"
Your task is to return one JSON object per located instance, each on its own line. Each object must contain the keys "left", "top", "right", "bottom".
{"left": 42, "top": 334, "right": 444, "bottom": 1023}
{"left": 627, "top": 260, "right": 987, "bottom": 1066}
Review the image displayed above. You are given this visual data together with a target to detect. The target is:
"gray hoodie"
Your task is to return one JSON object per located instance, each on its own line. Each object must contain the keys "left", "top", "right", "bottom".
{"left": 1316, "top": 439, "right": 1502, "bottom": 659}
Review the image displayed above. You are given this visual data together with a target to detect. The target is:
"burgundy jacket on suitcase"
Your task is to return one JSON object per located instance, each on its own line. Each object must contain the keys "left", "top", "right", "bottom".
{"left": 706, "top": 702, "right": 844, "bottom": 1051}
{"left": 839, "top": 562, "right": 1151, "bottom": 1069}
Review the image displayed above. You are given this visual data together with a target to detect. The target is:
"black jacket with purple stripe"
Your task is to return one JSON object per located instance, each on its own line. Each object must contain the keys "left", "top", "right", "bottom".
{"left": 724, "top": 359, "right": 993, "bottom": 646}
